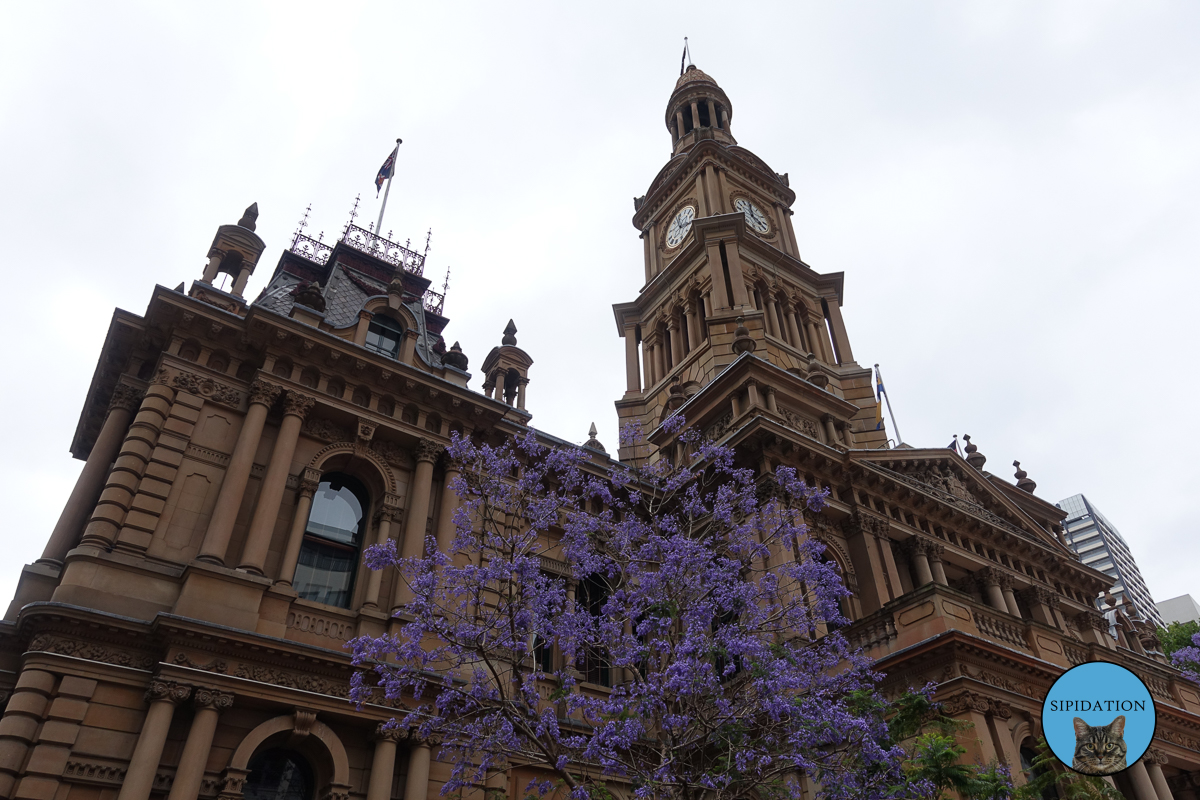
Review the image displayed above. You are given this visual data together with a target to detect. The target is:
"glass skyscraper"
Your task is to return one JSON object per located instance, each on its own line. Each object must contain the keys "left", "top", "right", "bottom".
{"left": 1056, "top": 493, "right": 1164, "bottom": 628}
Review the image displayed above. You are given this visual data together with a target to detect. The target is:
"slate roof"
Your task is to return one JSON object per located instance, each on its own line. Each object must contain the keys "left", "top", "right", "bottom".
{"left": 253, "top": 263, "right": 444, "bottom": 369}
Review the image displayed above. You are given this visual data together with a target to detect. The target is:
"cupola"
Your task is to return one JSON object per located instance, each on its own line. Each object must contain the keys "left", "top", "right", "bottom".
{"left": 666, "top": 65, "right": 736, "bottom": 155}
{"left": 200, "top": 203, "right": 266, "bottom": 297}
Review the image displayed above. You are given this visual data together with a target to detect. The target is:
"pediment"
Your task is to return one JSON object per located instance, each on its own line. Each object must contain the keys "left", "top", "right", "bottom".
{"left": 855, "top": 450, "right": 1064, "bottom": 551}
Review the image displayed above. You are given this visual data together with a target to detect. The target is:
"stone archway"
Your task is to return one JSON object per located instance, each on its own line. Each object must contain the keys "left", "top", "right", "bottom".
{"left": 217, "top": 710, "right": 351, "bottom": 799}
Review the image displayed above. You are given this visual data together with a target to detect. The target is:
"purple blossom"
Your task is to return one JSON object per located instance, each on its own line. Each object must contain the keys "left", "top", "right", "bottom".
{"left": 349, "top": 420, "right": 906, "bottom": 800}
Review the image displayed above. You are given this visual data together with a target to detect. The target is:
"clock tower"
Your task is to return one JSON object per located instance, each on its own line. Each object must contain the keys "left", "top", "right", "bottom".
{"left": 613, "top": 63, "right": 887, "bottom": 462}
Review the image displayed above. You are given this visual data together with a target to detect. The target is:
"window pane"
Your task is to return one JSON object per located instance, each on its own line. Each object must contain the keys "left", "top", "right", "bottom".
{"left": 294, "top": 474, "right": 367, "bottom": 608}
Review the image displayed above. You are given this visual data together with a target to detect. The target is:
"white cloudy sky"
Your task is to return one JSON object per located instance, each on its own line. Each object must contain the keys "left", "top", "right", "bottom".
{"left": 1, "top": 2, "right": 1197, "bottom": 611}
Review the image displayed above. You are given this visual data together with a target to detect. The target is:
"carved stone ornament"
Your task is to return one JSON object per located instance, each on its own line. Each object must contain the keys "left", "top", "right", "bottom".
{"left": 1144, "top": 748, "right": 1169, "bottom": 766}
{"left": 357, "top": 420, "right": 377, "bottom": 443}
{"left": 292, "top": 708, "right": 318, "bottom": 738}
{"left": 147, "top": 679, "right": 192, "bottom": 705}
{"left": 974, "top": 567, "right": 1004, "bottom": 589}
{"left": 1019, "top": 586, "right": 1058, "bottom": 607}
{"left": 1074, "top": 609, "right": 1109, "bottom": 632}
{"left": 28, "top": 633, "right": 157, "bottom": 671}
{"left": 169, "top": 369, "right": 245, "bottom": 408}
{"left": 303, "top": 417, "right": 351, "bottom": 444}
{"left": 109, "top": 382, "right": 145, "bottom": 414}
{"left": 781, "top": 409, "right": 821, "bottom": 439}
{"left": 415, "top": 437, "right": 443, "bottom": 464}
{"left": 282, "top": 391, "right": 316, "bottom": 419}
{"left": 375, "top": 721, "right": 405, "bottom": 743}
{"left": 843, "top": 510, "right": 890, "bottom": 541}
{"left": 194, "top": 687, "right": 235, "bottom": 712}
{"left": 249, "top": 379, "right": 283, "bottom": 407}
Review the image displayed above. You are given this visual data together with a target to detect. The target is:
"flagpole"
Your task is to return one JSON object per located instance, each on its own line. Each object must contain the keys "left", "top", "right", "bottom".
{"left": 375, "top": 137, "right": 402, "bottom": 239}
{"left": 875, "top": 363, "right": 903, "bottom": 445}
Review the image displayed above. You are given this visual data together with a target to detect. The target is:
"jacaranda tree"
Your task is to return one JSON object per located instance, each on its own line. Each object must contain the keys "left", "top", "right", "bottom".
{"left": 349, "top": 417, "right": 908, "bottom": 800}
{"left": 1171, "top": 631, "right": 1200, "bottom": 683}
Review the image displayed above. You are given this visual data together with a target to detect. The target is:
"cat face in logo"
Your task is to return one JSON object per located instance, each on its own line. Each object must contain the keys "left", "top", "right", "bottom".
{"left": 1072, "top": 715, "right": 1127, "bottom": 775}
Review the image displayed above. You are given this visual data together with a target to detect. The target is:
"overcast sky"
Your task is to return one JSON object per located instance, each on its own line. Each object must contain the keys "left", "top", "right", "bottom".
{"left": 1, "top": 2, "right": 1196, "bottom": 612}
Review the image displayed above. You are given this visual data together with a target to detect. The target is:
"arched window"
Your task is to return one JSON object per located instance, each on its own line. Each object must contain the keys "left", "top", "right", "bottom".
{"left": 579, "top": 575, "right": 611, "bottom": 687}
{"left": 244, "top": 748, "right": 314, "bottom": 800}
{"left": 294, "top": 473, "right": 369, "bottom": 608}
{"left": 365, "top": 314, "right": 405, "bottom": 359}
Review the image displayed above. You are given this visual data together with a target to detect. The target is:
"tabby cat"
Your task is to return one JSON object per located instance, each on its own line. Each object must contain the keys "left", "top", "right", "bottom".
{"left": 1072, "top": 715, "right": 1127, "bottom": 775}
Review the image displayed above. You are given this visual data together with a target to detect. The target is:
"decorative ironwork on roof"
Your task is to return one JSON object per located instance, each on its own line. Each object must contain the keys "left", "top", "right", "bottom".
{"left": 288, "top": 222, "right": 426, "bottom": 276}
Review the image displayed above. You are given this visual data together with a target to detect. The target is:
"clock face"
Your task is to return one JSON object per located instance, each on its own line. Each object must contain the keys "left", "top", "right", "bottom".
{"left": 734, "top": 197, "right": 771, "bottom": 234}
{"left": 665, "top": 205, "right": 696, "bottom": 248}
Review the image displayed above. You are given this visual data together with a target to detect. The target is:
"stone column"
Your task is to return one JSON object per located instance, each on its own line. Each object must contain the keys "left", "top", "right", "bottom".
{"left": 275, "top": 470, "right": 321, "bottom": 586}
{"left": 706, "top": 99, "right": 718, "bottom": 130}
{"left": 824, "top": 298, "right": 855, "bottom": 365}
{"left": 725, "top": 241, "right": 751, "bottom": 307}
{"left": 404, "top": 740, "right": 432, "bottom": 800}
{"left": 117, "top": 680, "right": 191, "bottom": 800}
{"left": 1128, "top": 759, "right": 1161, "bottom": 800}
{"left": 842, "top": 513, "right": 892, "bottom": 614}
{"left": 239, "top": 391, "right": 314, "bottom": 574}
{"left": 685, "top": 300, "right": 701, "bottom": 351}
{"left": 435, "top": 468, "right": 462, "bottom": 555}
{"left": 765, "top": 386, "right": 779, "bottom": 414}
{"left": 675, "top": 109, "right": 686, "bottom": 138}
{"left": 976, "top": 569, "right": 1008, "bottom": 612}
{"left": 766, "top": 297, "right": 782, "bottom": 339}
{"left": 926, "top": 542, "right": 948, "bottom": 585}
{"left": 998, "top": 574, "right": 1022, "bottom": 617}
{"left": 690, "top": 101, "right": 701, "bottom": 133}
{"left": 806, "top": 319, "right": 825, "bottom": 359}
{"left": 786, "top": 308, "right": 803, "bottom": 349}
{"left": 363, "top": 504, "right": 400, "bottom": 609}
{"left": 79, "top": 381, "right": 175, "bottom": 550}
{"left": 905, "top": 539, "right": 934, "bottom": 586}
{"left": 706, "top": 242, "right": 731, "bottom": 310}
{"left": 668, "top": 317, "right": 683, "bottom": 365}
{"left": 654, "top": 335, "right": 667, "bottom": 380}
{"left": 366, "top": 727, "right": 402, "bottom": 800}
{"left": 198, "top": 380, "right": 281, "bottom": 565}
{"left": 166, "top": 688, "right": 233, "bottom": 800}
{"left": 1020, "top": 587, "right": 1060, "bottom": 628}
{"left": 623, "top": 325, "right": 641, "bottom": 393}
{"left": 42, "top": 383, "right": 142, "bottom": 563}
{"left": 0, "top": 669, "right": 56, "bottom": 796}
{"left": 517, "top": 378, "right": 528, "bottom": 410}
{"left": 822, "top": 415, "right": 839, "bottom": 446}
{"left": 1146, "top": 752, "right": 1174, "bottom": 800}
{"left": 394, "top": 439, "right": 441, "bottom": 610}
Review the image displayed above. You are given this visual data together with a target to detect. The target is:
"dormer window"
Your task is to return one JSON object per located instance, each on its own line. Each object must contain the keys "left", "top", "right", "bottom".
{"left": 365, "top": 314, "right": 404, "bottom": 359}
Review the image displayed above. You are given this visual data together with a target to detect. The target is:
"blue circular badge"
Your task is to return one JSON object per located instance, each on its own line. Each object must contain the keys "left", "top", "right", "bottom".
{"left": 1042, "top": 661, "right": 1155, "bottom": 775}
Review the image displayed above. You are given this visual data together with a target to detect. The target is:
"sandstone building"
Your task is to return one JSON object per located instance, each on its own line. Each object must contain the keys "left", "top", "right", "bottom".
{"left": 1, "top": 64, "right": 1198, "bottom": 800}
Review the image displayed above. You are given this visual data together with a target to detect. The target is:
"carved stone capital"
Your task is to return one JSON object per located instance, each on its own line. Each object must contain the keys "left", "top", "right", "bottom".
{"left": 109, "top": 382, "right": 145, "bottom": 414}
{"left": 249, "top": 379, "right": 282, "bottom": 407}
{"left": 415, "top": 438, "right": 443, "bottom": 464}
{"left": 193, "top": 687, "right": 235, "bottom": 712}
{"left": 299, "top": 467, "right": 322, "bottom": 499}
{"left": 1074, "top": 609, "right": 1109, "bottom": 632}
{"left": 146, "top": 679, "right": 191, "bottom": 706}
{"left": 843, "top": 510, "right": 890, "bottom": 541}
{"left": 282, "top": 391, "right": 316, "bottom": 419}
{"left": 901, "top": 536, "right": 941, "bottom": 560}
{"left": 975, "top": 567, "right": 1003, "bottom": 588}
{"left": 1145, "top": 748, "right": 1169, "bottom": 766}
{"left": 375, "top": 722, "right": 405, "bottom": 743}
{"left": 1020, "top": 586, "right": 1057, "bottom": 607}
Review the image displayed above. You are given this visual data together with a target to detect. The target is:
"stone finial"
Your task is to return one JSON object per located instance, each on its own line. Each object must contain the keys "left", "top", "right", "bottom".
{"left": 963, "top": 434, "right": 986, "bottom": 470}
{"left": 444, "top": 341, "right": 469, "bottom": 371}
{"left": 806, "top": 352, "right": 829, "bottom": 390}
{"left": 1013, "top": 460, "right": 1037, "bottom": 493}
{"left": 294, "top": 280, "right": 326, "bottom": 312}
{"left": 584, "top": 422, "right": 606, "bottom": 453}
{"left": 238, "top": 202, "right": 259, "bottom": 232}
{"left": 732, "top": 316, "right": 756, "bottom": 354}
{"left": 502, "top": 319, "right": 518, "bottom": 346}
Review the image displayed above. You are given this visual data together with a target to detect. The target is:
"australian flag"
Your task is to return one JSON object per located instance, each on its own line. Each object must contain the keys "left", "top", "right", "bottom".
{"left": 375, "top": 146, "right": 397, "bottom": 196}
